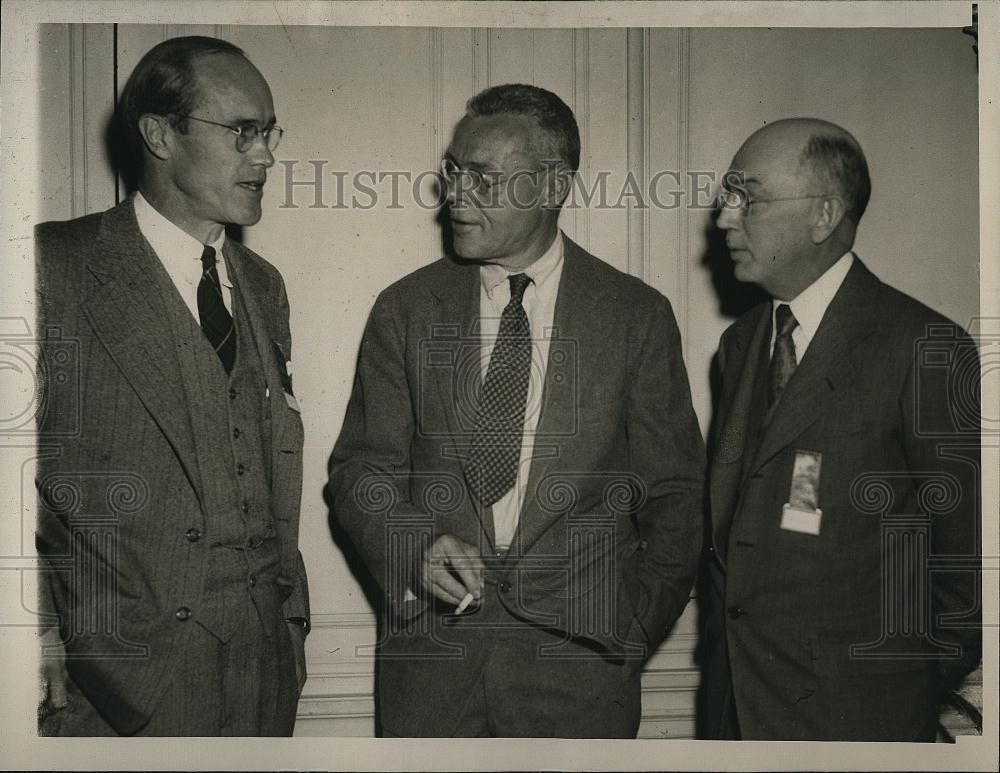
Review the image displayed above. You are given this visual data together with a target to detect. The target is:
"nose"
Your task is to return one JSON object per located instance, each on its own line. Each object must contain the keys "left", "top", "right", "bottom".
{"left": 716, "top": 204, "right": 740, "bottom": 231}
{"left": 445, "top": 176, "right": 459, "bottom": 207}
{"left": 248, "top": 134, "right": 275, "bottom": 168}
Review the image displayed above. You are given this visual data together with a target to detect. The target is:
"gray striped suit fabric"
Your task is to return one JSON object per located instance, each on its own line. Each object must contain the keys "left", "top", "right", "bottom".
{"left": 35, "top": 199, "right": 308, "bottom": 735}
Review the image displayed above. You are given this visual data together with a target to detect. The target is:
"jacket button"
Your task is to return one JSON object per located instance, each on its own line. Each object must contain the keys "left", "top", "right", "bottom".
{"left": 175, "top": 606, "right": 192, "bottom": 621}
{"left": 638, "top": 538, "right": 648, "bottom": 552}
{"left": 184, "top": 528, "right": 201, "bottom": 542}
{"left": 236, "top": 463, "right": 246, "bottom": 475}
{"left": 248, "top": 574, "right": 257, "bottom": 588}
{"left": 229, "top": 388, "right": 238, "bottom": 400}
{"left": 727, "top": 605, "right": 743, "bottom": 620}
{"left": 233, "top": 427, "right": 241, "bottom": 439}
{"left": 241, "top": 501, "right": 250, "bottom": 513}
{"left": 499, "top": 582, "right": 512, "bottom": 594}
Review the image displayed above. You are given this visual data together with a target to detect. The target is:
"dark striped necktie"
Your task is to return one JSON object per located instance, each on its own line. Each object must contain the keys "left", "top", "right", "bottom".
{"left": 466, "top": 273, "right": 533, "bottom": 506}
{"left": 766, "top": 303, "right": 798, "bottom": 410}
{"left": 197, "top": 245, "right": 236, "bottom": 373}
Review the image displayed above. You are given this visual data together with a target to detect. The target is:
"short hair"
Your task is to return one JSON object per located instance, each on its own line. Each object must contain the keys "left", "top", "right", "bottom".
{"left": 119, "top": 36, "right": 247, "bottom": 161}
{"left": 466, "top": 83, "right": 580, "bottom": 172}
{"left": 800, "top": 131, "right": 871, "bottom": 223}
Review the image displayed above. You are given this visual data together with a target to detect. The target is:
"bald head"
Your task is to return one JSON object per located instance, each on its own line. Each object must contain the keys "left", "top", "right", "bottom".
{"left": 717, "top": 118, "right": 870, "bottom": 299}
{"left": 739, "top": 118, "right": 870, "bottom": 225}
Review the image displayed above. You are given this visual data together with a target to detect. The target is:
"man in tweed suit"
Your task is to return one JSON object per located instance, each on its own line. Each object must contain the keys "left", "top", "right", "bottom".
{"left": 329, "top": 84, "right": 705, "bottom": 736}
{"left": 35, "top": 36, "right": 309, "bottom": 736}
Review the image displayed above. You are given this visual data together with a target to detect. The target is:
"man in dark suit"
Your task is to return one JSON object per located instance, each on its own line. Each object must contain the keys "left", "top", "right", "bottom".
{"left": 35, "top": 36, "right": 309, "bottom": 736}
{"left": 700, "top": 118, "right": 981, "bottom": 741}
{"left": 329, "top": 84, "right": 705, "bottom": 737}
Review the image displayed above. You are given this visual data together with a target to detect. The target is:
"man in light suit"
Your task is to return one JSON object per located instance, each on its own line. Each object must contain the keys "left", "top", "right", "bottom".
{"left": 700, "top": 118, "right": 981, "bottom": 741}
{"left": 35, "top": 36, "right": 309, "bottom": 736}
{"left": 329, "top": 84, "right": 704, "bottom": 737}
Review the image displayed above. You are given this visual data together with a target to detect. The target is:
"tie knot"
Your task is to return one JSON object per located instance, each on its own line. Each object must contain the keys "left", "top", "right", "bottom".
{"left": 508, "top": 273, "right": 532, "bottom": 304}
{"left": 200, "top": 245, "right": 217, "bottom": 272}
{"left": 775, "top": 303, "right": 798, "bottom": 337}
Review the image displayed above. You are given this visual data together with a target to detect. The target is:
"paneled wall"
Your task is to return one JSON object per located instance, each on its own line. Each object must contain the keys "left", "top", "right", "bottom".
{"left": 36, "top": 24, "right": 979, "bottom": 737}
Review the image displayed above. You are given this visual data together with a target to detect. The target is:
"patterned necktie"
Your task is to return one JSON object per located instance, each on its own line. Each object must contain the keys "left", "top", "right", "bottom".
{"left": 467, "top": 273, "right": 533, "bottom": 506}
{"left": 766, "top": 303, "right": 798, "bottom": 410}
{"left": 197, "top": 245, "right": 236, "bottom": 373}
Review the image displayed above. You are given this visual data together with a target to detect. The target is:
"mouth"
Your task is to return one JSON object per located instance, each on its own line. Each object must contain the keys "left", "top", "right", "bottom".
{"left": 238, "top": 180, "right": 266, "bottom": 193}
{"left": 450, "top": 218, "right": 479, "bottom": 231}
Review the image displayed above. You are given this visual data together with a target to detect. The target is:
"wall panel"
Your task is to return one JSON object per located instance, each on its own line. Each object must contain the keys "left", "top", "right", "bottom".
{"left": 35, "top": 23, "right": 979, "bottom": 738}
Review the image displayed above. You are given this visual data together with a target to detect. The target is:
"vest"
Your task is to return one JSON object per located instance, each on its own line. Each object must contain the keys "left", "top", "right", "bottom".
{"left": 164, "top": 247, "right": 284, "bottom": 643}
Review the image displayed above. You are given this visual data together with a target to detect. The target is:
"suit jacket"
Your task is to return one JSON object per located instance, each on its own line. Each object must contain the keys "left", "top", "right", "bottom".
{"left": 329, "top": 236, "right": 705, "bottom": 735}
{"left": 701, "top": 257, "right": 981, "bottom": 740}
{"left": 34, "top": 199, "right": 309, "bottom": 734}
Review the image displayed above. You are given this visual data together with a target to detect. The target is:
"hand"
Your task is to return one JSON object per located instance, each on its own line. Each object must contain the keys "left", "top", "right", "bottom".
{"left": 38, "top": 627, "right": 68, "bottom": 716}
{"left": 420, "top": 534, "right": 484, "bottom": 607}
{"left": 286, "top": 622, "right": 307, "bottom": 695}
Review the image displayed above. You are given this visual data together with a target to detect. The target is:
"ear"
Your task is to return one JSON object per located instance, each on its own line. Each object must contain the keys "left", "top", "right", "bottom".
{"left": 541, "top": 162, "right": 573, "bottom": 210}
{"left": 810, "top": 195, "right": 847, "bottom": 244}
{"left": 137, "top": 114, "right": 173, "bottom": 161}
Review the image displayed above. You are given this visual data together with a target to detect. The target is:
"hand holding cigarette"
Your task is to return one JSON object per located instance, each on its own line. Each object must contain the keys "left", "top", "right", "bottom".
{"left": 420, "top": 533, "right": 484, "bottom": 609}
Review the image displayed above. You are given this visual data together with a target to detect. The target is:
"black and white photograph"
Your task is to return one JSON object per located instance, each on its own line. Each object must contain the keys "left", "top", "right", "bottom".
{"left": 0, "top": 1, "right": 996, "bottom": 770}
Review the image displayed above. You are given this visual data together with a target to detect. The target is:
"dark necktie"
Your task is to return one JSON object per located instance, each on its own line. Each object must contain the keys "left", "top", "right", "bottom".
{"left": 197, "top": 245, "right": 236, "bottom": 373}
{"left": 467, "top": 273, "right": 533, "bottom": 506}
{"left": 766, "top": 303, "right": 798, "bottom": 410}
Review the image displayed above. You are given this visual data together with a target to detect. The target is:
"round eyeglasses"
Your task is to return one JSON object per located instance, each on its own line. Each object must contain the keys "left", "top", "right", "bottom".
{"left": 178, "top": 114, "right": 284, "bottom": 153}
{"left": 440, "top": 157, "right": 501, "bottom": 196}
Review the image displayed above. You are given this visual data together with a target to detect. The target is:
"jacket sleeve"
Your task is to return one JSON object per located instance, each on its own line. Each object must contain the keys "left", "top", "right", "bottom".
{"left": 899, "top": 320, "right": 981, "bottom": 691}
{"left": 625, "top": 293, "right": 707, "bottom": 648}
{"left": 272, "top": 276, "right": 310, "bottom": 627}
{"left": 327, "top": 289, "right": 429, "bottom": 618}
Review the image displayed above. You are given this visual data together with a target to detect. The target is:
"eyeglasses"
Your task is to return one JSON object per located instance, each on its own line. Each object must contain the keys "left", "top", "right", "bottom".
{"left": 440, "top": 158, "right": 506, "bottom": 196}
{"left": 717, "top": 187, "right": 835, "bottom": 216}
{"left": 178, "top": 114, "right": 284, "bottom": 153}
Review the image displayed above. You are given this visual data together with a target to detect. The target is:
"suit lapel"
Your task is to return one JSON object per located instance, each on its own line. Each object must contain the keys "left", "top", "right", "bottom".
{"left": 82, "top": 200, "right": 202, "bottom": 497}
{"left": 429, "top": 257, "right": 482, "bottom": 440}
{"left": 427, "top": 258, "right": 492, "bottom": 540}
{"left": 224, "top": 244, "right": 303, "bottom": 496}
{"left": 709, "top": 303, "right": 770, "bottom": 554}
{"left": 515, "top": 237, "right": 605, "bottom": 555}
{"left": 745, "top": 257, "right": 880, "bottom": 478}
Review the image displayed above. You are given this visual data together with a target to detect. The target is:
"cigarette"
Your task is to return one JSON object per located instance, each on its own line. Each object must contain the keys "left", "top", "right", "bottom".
{"left": 455, "top": 592, "right": 475, "bottom": 614}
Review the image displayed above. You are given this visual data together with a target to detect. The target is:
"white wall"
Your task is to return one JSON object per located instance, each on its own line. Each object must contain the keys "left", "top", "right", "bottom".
{"left": 37, "top": 23, "right": 979, "bottom": 737}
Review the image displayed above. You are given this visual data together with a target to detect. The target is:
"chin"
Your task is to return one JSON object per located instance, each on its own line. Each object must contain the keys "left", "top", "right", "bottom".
{"left": 452, "top": 237, "right": 486, "bottom": 260}
{"left": 233, "top": 210, "right": 263, "bottom": 227}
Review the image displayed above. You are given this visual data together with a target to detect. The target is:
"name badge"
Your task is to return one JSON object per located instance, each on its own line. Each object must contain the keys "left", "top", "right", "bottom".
{"left": 781, "top": 450, "right": 822, "bottom": 535}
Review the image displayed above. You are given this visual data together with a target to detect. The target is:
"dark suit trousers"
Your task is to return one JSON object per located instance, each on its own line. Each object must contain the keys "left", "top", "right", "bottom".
{"left": 380, "top": 602, "right": 643, "bottom": 738}
{"left": 49, "top": 603, "right": 298, "bottom": 736}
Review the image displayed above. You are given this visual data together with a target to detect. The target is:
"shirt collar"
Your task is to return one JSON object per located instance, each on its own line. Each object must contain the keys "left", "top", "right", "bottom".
{"left": 776, "top": 251, "right": 854, "bottom": 341}
{"left": 133, "top": 191, "right": 230, "bottom": 287}
{"left": 480, "top": 231, "right": 564, "bottom": 299}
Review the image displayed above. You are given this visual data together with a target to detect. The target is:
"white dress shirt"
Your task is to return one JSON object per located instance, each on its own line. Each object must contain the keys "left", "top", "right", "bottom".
{"left": 133, "top": 191, "right": 231, "bottom": 320}
{"left": 772, "top": 252, "right": 854, "bottom": 361}
{"left": 479, "top": 232, "right": 565, "bottom": 549}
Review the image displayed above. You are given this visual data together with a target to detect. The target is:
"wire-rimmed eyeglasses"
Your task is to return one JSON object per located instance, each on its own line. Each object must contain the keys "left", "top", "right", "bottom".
{"left": 717, "top": 187, "right": 835, "bottom": 216}
{"left": 178, "top": 114, "right": 284, "bottom": 153}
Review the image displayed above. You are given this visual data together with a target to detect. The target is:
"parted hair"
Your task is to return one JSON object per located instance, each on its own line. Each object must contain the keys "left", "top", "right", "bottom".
{"left": 119, "top": 36, "right": 247, "bottom": 161}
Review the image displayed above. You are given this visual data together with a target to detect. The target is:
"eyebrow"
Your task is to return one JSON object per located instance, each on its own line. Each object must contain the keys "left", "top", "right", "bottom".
{"left": 228, "top": 115, "right": 277, "bottom": 127}
{"left": 443, "top": 151, "right": 496, "bottom": 172}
